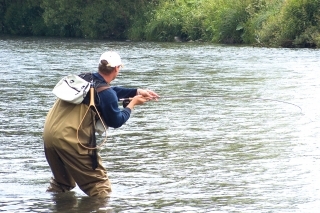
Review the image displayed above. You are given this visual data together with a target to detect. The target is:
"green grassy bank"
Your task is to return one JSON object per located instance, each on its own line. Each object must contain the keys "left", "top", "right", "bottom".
{"left": 1, "top": 0, "right": 320, "bottom": 48}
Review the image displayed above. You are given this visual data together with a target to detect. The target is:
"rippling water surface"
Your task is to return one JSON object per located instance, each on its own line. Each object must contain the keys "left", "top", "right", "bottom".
{"left": 0, "top": 36, "right": 319, "bottom": 212}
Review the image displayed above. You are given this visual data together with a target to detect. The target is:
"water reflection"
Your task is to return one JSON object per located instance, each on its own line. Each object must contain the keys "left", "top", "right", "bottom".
{"left": 51, "top": 192, "right": 112, "bottom": 213}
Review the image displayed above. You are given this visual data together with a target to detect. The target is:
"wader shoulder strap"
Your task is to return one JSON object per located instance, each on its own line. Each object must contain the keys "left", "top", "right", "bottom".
{"left": 96, "top": 86, "right": 110, "bottom": 93}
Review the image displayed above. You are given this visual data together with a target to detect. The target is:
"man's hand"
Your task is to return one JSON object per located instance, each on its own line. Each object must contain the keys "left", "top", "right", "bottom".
{"left": 137, "top": 89, "right": 160, "bottom": 101}
{"left": 126, "top": 95, "right": 148, "bottom": 110}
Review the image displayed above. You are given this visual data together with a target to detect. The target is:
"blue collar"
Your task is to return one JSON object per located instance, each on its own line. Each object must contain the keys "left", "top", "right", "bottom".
{"left": 92, "top": 72, "right": 109, "bottom": 85}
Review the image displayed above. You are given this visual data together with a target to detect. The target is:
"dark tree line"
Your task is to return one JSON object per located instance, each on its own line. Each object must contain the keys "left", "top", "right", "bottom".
{"left": 0, "top": 0, "right": 157, "bottom": 39}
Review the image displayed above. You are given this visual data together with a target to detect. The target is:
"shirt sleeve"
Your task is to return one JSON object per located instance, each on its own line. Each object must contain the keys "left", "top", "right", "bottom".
{"left": 112, "top": 87, "right": 137, "bottom": 99}
{"left": 97, "top": 87, "right": 135, "bottom": 128}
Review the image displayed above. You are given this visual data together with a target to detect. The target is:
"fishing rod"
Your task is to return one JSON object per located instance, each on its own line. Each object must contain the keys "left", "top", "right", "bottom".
{"left": 119, "top": 95, "right": 303, "bottom": 113}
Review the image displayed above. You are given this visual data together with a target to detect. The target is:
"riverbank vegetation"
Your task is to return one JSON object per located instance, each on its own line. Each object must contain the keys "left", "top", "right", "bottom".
{"left": 1, "top": 0, "right": 320, "bottom": 48}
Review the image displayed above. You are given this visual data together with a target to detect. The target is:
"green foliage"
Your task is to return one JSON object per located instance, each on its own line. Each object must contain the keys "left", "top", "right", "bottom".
{"left": 2, "top": 0, "right": 46, "bottom": 35}
{"left": 137, "top": 0, "right": 266, "bottom": 43}
{"left": 240, "top": 0, "right": 268, "bottom": 44}
{"left": 257, "top": 0, "right": 320, "bottom": 47}
{"left": 144, "top": 0, "right": 189, "bottom": 41}
{"left": 41, "top": 0, "right": 149, "bottom": 39}
{"left": 213, "top": 0, "right": 251, "bottom": 44}
{"left": 126, "top": 1, "right": 161, "bottom": 40}
{"left": 281, "top": 0, "right": 320, "bottom": 47}
{"left": 0, "top": 1, "right": 6, "bottom": 33}
{"left": 80, "top": 0, "right": 123, "bottom": 39}
{"left": 0, "top": 0, "right": 320, "bottom": 47}
{"left": 294, "top": 26, "right": 320, "bottom": 47}
{"left": 41, "top": 0, "right": 84, "bottom": 37}
{"left": 244, "top": 0, "right": 283, "bottom": 45}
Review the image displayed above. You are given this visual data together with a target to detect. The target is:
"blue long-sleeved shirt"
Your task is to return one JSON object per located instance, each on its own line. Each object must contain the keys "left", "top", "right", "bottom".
{"left": 92, "top": 72, "right": 137, "bottom": 128}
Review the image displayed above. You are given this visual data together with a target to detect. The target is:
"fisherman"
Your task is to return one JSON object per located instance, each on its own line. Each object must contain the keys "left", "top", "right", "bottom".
{"left": 43, "top": 51, "right": 159, "bottom": 197}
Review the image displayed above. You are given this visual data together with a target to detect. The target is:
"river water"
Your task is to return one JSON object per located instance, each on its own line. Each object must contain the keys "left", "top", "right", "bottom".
{"left": 0, "top": 36, "right": 319, "bottom": 212}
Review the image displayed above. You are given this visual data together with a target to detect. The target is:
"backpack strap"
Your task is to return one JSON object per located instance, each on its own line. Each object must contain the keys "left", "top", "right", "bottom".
{"left": 79, "top": 73, "right": 110, "bottom": 106}
{"left": 78, "top": 73, "right": 93, "bottom": 82}
{"left": 78, "top": 73, "right": 109, "bottom": 91}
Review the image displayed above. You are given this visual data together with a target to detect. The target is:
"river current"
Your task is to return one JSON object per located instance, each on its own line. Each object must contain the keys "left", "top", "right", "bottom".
{"left": 0, "top": 36, "right": 319, "bottom": 212}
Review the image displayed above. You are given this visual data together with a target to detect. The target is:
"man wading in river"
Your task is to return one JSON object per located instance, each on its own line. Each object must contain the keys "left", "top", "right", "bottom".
{"left": 43, "top": 51, "right": 159, "bottom": 197}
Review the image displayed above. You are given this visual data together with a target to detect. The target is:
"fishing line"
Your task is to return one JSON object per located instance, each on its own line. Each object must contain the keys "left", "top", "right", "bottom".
{"left": 119, "top": 95, "right": 303, "bottom": 113}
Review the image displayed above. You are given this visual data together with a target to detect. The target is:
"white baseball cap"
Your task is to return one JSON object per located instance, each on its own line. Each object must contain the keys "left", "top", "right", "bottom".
{"left": 99, "top": 51, "right": 123, "bottom": 67}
